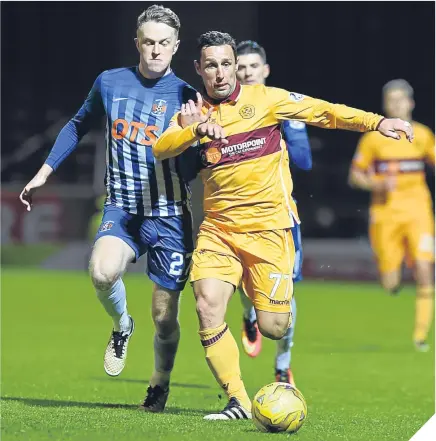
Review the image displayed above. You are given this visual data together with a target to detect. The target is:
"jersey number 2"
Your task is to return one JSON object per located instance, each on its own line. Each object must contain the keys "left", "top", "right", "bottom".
{"left": 169, "top": 252, "right": 193, "bottom": 281}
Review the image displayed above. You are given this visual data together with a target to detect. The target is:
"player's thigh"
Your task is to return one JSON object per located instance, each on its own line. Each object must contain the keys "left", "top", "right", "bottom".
{"left": 191, "top": 223, "right": 242, "bottom": 328}
{"left": 90, "top": 206, "right": 138, "bottom": 284}
{"left": 369, "top": 220, "right": 405, "bottom": 274}
{"left": 145, "top": 211, "right": 195, "bottom": 292}
{"left": 240, "top": 229, "right": 295, "bottom": 336}
{"left": 90, "top": 236, "right": 135, "bottom": 286}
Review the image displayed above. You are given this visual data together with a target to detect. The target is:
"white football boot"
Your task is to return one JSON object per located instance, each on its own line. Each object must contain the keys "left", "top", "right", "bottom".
{"left": 104, "top": 316, "right": 135, "bottom": 376}
{"left": 204, "top": 397, "right": 252, "bottom": 420}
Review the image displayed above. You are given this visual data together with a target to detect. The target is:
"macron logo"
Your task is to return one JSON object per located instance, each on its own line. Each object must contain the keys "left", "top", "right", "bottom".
{"left": 113, "top": 97, "right": 129, "bottom": 102}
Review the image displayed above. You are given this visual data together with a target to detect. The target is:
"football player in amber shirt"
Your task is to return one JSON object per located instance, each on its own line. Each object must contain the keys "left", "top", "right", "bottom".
{"left": 349, "top": 79, "right": 434, "bottom": 352}
{"left": 153, "top": 32, "right": 413, "bottom": 421}
{"left": 235, "top": 40, "right": 312, "bottom": 386}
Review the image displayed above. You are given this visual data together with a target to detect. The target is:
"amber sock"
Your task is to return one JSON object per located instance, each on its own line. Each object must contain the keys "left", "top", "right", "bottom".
{"left": 413, "top": 286, "right": 434, "bottom": 342}
{"left": 199, "top": 323, "right": 251, "bottom": 410}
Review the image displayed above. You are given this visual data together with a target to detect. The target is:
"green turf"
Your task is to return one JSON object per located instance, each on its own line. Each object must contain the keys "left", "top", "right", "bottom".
{"left": 1, "top": 245, "right": 62, "bottom": 267}
{"left": 1, "top": 269, "right": 434, "bottom": 441}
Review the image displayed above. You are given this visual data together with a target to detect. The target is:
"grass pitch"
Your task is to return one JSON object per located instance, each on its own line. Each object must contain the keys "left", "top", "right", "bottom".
{"left": 1, "top": 269, "right": 434, "bottom": 440}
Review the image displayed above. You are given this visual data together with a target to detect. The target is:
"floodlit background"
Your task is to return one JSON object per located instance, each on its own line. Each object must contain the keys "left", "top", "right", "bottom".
{"left": 1, "top": 3, "right": 434, "bottom": 441}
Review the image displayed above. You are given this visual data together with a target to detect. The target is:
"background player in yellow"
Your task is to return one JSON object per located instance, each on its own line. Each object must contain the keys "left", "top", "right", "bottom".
{"left": 153, "top": 31, "right": 413, "bottom": 421}
{"left": 349, "top": 79, "right": 435, "bottom": 352}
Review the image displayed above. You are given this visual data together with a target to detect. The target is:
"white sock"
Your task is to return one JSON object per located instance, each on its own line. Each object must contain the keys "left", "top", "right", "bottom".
{"left": 276, "top": 296, "right": 297, "bottom": 370}
{"left": 95, "top": 278, "right": 131, "bottom": 332}
{"left": 239, "top": 288, "right": 256, "bottom": 323}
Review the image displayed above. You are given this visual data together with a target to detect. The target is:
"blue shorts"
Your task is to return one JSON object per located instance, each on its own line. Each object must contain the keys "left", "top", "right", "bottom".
{"left": 95, "top": 205, "right": 194, "bottom": 291}
{"left": 291, "top": 222, "right": 304, "bottom": 283}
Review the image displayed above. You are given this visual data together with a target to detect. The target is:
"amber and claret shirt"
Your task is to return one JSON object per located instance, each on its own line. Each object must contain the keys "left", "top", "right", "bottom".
{"left": 154, "top": 82, "right": 384, "bottom": 232}
{"left": 352, "top": 121, "right": 435, "bottom": 222}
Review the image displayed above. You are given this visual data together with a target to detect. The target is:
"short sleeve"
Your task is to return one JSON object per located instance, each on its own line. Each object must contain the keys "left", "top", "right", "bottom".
{"left": 352, "top": 134, "right": 375, "bottom": 171}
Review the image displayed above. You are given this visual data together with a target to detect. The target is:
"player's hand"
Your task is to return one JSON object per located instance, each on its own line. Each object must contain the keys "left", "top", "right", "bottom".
{"left": 196, "top": 122, "right": 229, "bottom": 144}
{"left": 369, "top": 164, "right": 396, "bottom": 192}
{"left": 372, "top": 175, "right": 396, "bottom": 192}
{"left": 180, "top": 93, "right": 213, "bottom": 128}
{"left": 378, "top": 118, "right": 414, "bottom": 142}
{"left": 385, "top": 175, "right": 396, "bottom": 191}
{"left": 19, "top": 175, "right": 47, "bottom": 211}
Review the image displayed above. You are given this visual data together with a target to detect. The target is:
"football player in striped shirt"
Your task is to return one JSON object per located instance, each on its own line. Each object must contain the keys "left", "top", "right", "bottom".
{"left": 19, "top": 5, "right": 197, "bottom": 412}
{"left": 154, "top": 31, "right": 413, "bottom": 420}
{"left": 349, "top": 79, "right": 435, "bottom": 352}
{"left": 235, "top": 40, "right": 311, "bottom": 387}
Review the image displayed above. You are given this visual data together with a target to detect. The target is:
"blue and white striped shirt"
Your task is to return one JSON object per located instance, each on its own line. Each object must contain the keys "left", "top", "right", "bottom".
{"left": 45, "top": 67, "right": 197, "bottom": 216}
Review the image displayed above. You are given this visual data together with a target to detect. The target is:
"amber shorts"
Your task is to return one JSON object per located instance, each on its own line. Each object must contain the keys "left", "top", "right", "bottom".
{"left": 369, "top": 211, "right": 434, "bottom": 274}
{"left": 190, "top": 222, "right": 295, "bottom": 314}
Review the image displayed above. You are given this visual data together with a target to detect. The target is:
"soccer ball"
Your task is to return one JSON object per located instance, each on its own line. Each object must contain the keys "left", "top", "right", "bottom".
{"left": 252, "top": 382, "right": 307, "bottom": 433}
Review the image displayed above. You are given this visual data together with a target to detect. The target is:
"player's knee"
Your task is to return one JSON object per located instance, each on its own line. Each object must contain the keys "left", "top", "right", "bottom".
{"left": 381, "top": 280, "right": 399, "bottom": 293}
{"left": 257, "top": 318, "right": 288, "bottom": 341}
{"left": 196, "top": 294, "right": 216, "bottom": 321}
{"left": 380, "top": 272, "right": 401, "bottom": 294}
{"left": 90, "top": 264, "right": 120, "bottom": 291}
{"left": 152, "top": 285, "right": 181, "bottom": 337}
{"left": 153, "top": 307, "right": 179, "bottom": 337}
{"left": 195, "top": 293, "right": 224, "bottom": 328}
{"left": 415, "top": 261, "right": 434, "bottom": 286}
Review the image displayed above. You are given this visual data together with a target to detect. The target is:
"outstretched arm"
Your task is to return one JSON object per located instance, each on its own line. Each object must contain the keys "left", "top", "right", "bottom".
{"left": 348, "top": 134, "right": 394, "bottom": 192}
{"left": 348, "top": 167, "right": 394, "bottom": 192}
{"left": 44, "top": 73, "right": 105, "bottom": 171}
{"left": 19, "top": 73, "right": 105, "bottom": 211}
{"left": 268, "top": 88, "right": 414, "bottom": 142}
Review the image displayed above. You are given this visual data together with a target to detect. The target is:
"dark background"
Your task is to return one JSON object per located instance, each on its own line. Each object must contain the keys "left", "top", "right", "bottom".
{"left": 2, "top": 1, "right": 434, "bottom": 238}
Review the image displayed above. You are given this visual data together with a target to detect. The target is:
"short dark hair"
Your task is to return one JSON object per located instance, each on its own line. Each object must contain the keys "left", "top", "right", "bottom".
{"left": 236, "top": 40, "right": 267, "bottom": 64}
{"left": 137, "top": 5, "right": 180, "bottom": 35}
{"left": 197, "top": 31, "right": 237, "bottom": 60}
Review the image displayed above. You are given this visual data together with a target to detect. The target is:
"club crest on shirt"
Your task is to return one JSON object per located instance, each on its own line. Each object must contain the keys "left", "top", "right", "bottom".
{"left": 239, "top": 104, "right": 255, "bottom": 119}
{"left": 99, "top": 221, "right": 114, "bottom": 232}
{"left": 201, "top": 146, "right": 222, "bottom": 166}
{"left": 289, "top": 92, "right": 305, "bottom": 102}
{"left": 151, "top": 99, "right": 167, "bottom": 116}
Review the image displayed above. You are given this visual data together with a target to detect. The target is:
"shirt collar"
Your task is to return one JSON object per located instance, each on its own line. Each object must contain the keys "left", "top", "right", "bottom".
{"left": 203, "top": 81, "right": 242, "bottom": 106}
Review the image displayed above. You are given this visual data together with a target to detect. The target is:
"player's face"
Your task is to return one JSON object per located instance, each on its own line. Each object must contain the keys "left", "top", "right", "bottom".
{"left": 135, "top": 21, "right": 180, "bottom": 79}
{"left": 236, "top": 53, "right": 270, "bottom": 85}
{"left": 195, "top": 45, "right": 238, "bottom": 100}
{"left": 383, "top": 88, "right": 415, "bottom": 120}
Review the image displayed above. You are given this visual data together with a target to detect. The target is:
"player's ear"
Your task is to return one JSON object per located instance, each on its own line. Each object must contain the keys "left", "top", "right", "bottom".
{"left": 263, "top": 63, "right": 270, "bottom": 80}
{"left": 194, "top": 60, "right": 201, "bottom": 76}
{"left": 173, "top": 39, "right": 180, "bottom": 55}
{"left": 410, "top": 98, "right": 416, "bottom": 113}
{"left": 134, "top": 37, "right": 140, "bottom": 53}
